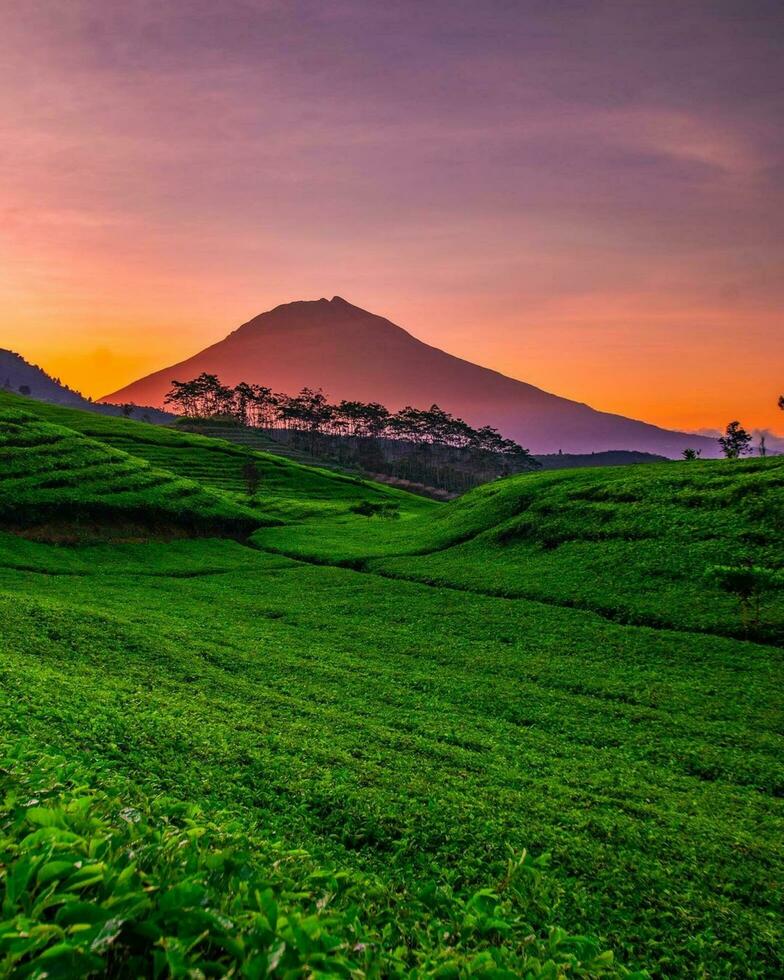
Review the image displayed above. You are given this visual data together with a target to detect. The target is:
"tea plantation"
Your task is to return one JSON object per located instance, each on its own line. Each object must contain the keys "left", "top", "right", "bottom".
{"left": 0, "top": 394, "right": 781, "bottom": 977}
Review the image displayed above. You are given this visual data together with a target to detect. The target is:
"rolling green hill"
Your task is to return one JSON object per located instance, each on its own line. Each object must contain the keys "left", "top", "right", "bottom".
{"left": 0, "top": 396, "right": 781, "bottom": 977}
{"left": 0, "top": 391, "right": 427, "bottom": 523}
{"left": 0, "top": 406, "right": 265, "bottom": 537}
{"left": 255, "top": 456, "right": 784, "bottom": 643}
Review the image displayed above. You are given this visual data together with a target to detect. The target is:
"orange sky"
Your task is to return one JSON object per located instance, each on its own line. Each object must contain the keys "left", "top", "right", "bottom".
{"left": 1, "top": 1, "right": 782, "bottom": 435}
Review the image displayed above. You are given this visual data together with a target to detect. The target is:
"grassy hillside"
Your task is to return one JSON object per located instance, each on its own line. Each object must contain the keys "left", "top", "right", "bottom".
{"left": 255, "top": 456, "right": 784, "bottom": 643}
{"left": 0, "top": 391, "right": 428, "bottom": 523}
{"left": 0, "top": 407, "right": 264, "bottom": 536}
{"left": 0, "top": 398, "right": 781, "bottom": 977}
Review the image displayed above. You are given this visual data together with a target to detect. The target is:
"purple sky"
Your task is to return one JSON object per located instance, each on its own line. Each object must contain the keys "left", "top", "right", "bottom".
{"left": 1, "top": 0, "right": 782, "bottom": 432}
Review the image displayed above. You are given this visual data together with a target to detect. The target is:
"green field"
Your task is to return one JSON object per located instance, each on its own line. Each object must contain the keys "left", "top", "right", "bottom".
{"left": 0, "top": 394, "right": 781, "bottom": 977}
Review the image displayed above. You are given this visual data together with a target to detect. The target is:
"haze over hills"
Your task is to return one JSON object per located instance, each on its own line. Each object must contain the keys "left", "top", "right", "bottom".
{"left": 1, "top": 349, "right": 171, "bottom": 422}
{"left": 103, "top": 297, "right": 719, "bottom": 457}
{"left": 2, "top": 349, "right": 100, "bottom": 409}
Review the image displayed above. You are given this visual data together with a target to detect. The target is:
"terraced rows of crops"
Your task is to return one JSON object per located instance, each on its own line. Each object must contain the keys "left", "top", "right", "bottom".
{"left": 0, "top": 407, "right": 263, "bottom": 534}
{"left": 255, "top": 455, "right": 784, "bottom": 643}
{"left": 0, "top": 395, "right": 782, "bottom": 977}
{"left": 0, "top": 392, "right": 415, "bottom": 509}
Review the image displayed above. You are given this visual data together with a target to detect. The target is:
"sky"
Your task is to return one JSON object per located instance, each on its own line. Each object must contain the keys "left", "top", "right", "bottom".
{"left": 1, "top": 0, "right": 782, "bottom": 434}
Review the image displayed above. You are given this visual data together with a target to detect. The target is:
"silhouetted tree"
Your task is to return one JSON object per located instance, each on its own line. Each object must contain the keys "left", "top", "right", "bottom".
{"left": 241, "top": 460, "right": 261, "bottom": 498}
{"left": 718, "top": 421, "right": 752, "bottom": 459}
{"left": 682, "top": 447, "right": 701, "bottom": 460}
{"left": 232, "top": 382, "right": 256, "bottom": 425}
{"left": 165, "top": 373, "right": 234, "bottom": 418}
{"left": 250, "top": 386, "right": 277, "bottom": 428}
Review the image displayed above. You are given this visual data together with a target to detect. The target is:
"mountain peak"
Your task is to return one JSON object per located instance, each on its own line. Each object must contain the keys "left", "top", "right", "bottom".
{"left": 101, "top": 299, "right": 719, "bottom": 457}
{"left": 230, "top": 297, "right": 383, "bottom": 341}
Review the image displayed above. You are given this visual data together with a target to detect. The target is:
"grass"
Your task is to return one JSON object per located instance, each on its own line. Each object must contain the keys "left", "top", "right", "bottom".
{"left": 0, "top": 407, "right": 265, "bottom": 537}
{"left": 0, "top": 397, "right": 782, "bottom": 976}
{"left": 0, "top": 392, "right": 422, "bottom": 522}
{"left": 254, "top": 457, "right": 784, "bottom": 643}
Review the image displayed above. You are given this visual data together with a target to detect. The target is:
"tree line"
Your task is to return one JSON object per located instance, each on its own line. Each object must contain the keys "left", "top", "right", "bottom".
{"left": 164, "top": 373, "right": 538, "bottom": 492}
{"left": 165, "top": 373, "right": 533, "bottom": 457}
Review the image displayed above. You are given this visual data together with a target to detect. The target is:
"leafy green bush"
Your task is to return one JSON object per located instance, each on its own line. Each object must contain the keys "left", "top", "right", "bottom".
{"left": 0, "top": 746, "right": 632, "bottom": 977}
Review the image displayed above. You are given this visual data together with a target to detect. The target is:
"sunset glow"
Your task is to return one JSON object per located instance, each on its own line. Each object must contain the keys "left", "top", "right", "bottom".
{"left": 1, "top": 1, "right": 782, "bottom": 434}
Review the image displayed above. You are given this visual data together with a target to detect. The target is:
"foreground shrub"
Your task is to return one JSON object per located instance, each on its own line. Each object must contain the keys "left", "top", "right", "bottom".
{"left": 0, "top": 746, "right": 636, "bottom": 977}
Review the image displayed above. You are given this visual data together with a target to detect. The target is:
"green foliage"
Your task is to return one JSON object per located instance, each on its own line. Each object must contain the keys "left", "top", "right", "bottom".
{"left": 0, "top": 748, "right": 630, "bottom": 978}
{"left": 707, "top": 563, "right": 782, "bottom": 601}
{"left": 706, "top": 562, "right": 782, "bottom": 630}
{"left": 0, "top": 408, "right": 265, "bottom": 536}
{"left": 257, "top": 457, "right": 784, "bottom": 643}
{"left": 0, "top": 537, "right": 781, "bottom": 975}
{"left": 0, "top": 395, "right": 783, "bottom": 975}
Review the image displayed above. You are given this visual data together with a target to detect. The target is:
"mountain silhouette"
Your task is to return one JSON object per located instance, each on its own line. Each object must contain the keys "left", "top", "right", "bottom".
{"left": 102, "top": 297, "right": 717, "bottom": 456}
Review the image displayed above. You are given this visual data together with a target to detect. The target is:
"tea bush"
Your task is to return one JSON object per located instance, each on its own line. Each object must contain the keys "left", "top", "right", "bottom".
{"left": 1, "top": 397, "right": 782, "bottom": 975}
{"left": 0, "top": 745, "right": 630, "bottom": 978}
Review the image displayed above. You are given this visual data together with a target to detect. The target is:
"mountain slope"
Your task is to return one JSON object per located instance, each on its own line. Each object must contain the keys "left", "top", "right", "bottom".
{"left": 1, "top": 348, "right": 171, "bottom": 422}
{"left": 103, "top": 297, "right": 718, "bottom": 456}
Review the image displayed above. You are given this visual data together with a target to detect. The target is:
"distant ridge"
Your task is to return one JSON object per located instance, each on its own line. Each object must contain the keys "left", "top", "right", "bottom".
{"left": 1, "top": 349, "right": 171, "bottom": 423}
{"left": 102, "top": 297, "right": 718, "bottom": 457}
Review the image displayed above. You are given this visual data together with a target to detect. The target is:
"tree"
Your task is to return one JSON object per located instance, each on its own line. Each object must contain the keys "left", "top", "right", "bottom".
{"left": 247, "top": 386, "right": 276, "bottom": 428}
{"left": 778, "top": 394, "right": 784, "bottom": 411}
{"left": 232, "top": 382, "right": 256, "bottom": 425}
{"left": 681, "top": 447, "right": 701, "bottom": 460}
{"left": 164, "top": 379, "right": 199, "bottom": 416}
{"left": 165, "top": 374, "right": 233, "bottom": 418}
{"left": 161, "top": 372, "right": 542, "bottom": 492}
{"left": 758, "top": 434, "right": 767, "bottom": 457}
{"left": 121, "top": 403, "right": 135, "bottom": 418}
{"left": 707, "top": 561, "right": 781, "bottom": 632}
{"left": 241, "top": 460, "right": 261, "bottom": 498}
{"left": 718, "top": 421, "right": 752, "bottom": 459}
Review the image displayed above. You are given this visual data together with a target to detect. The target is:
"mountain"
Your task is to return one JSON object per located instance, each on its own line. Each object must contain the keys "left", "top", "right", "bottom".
{"left": 1, "top": 349, "right": 171, "bottom": 423}
{"left": 102, "top": 297, "right": 718, "bottom": 456}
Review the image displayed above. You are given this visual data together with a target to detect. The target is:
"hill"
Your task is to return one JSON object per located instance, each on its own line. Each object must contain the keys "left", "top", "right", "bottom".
{"left": 0, "top": 406, "right": 266, "bottom": 537}
{"left": 102, "top": 297, "right": 718, "bottom": 457}
{"left": 0, "top": 348, "right": 171, "bottom": 422}
{"left": 0, "top": 395, "right": 781, "bottom": 976}
{"left": 0, "top": 391, "right": 425, "bottom": 524}
{"left": 255, "top": 454, "right": 784, "bottom": 643}
{"left": 533, "top": 449, "right": 668, "bottom": 469}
